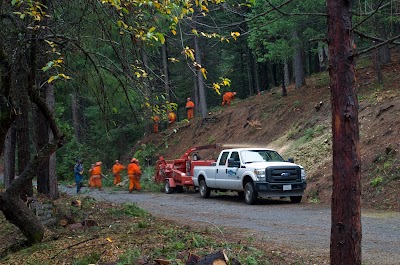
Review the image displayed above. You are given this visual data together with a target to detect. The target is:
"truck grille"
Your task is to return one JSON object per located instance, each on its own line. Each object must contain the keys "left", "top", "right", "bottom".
{"left": 266, "top": 166, "right": 301, "bottom": 183}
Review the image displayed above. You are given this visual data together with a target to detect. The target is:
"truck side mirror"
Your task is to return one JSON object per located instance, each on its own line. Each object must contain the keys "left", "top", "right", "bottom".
{"left": 227, "top": 158, "right": 240, "bottom": 167}
{"left": 287, "top": 157, "right": 294, "bottom": 163}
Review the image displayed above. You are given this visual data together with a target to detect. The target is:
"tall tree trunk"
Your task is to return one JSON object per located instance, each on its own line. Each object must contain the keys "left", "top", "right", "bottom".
{"left": 281, "top": 63, "right": 287, "bottom": 97}
{"left": 246, "top": 48, "right": 255, "bottom": 95}
{"left": 4, "top": 125, "right": 16, "bottom": 189}
{"left": 47, "top": 83, "right": 58, "bottom": 199}
{"left": 327, "top": 0, "right": 362, "bottom": 264}
{"left": 194, "top": 34, "right": 207, "bottom": 118}
{"left": 292, "top": 30, "right": 306, "bottom": 88}
{"left": 35, "top": 97, "right": 50, "bottom": 194}
{"left": 372, "top": 44, "right": 383, "bottom": 84}
{"left": 162, "top": 41, "right": 171, "bottom": 101}
{"left": 15, "top": 49, "right": 33, "bottom": 199}
{"left": 71, "top": 88, "right": 83, "bottom": 142}
{"left": 253, "top": 58, "right": 261, "bottom": 93}
{"left": 283, "top": 58, "right": 290, "bottom": 88}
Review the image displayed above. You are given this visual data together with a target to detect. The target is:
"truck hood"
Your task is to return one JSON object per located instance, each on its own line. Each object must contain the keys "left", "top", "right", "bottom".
{"left": 244, "top": 161, "right": 303, "bottom": 169}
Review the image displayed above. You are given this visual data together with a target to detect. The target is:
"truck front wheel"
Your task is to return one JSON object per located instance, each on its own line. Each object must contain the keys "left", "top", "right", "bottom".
{"left": 199, "top": 180, "right": 211, "bottom": 198}
{"left": 290, "top": 196, "right": 302, "bottom": 203}
{"left": 244, "top": 182, "right": 257, "bottom": 205}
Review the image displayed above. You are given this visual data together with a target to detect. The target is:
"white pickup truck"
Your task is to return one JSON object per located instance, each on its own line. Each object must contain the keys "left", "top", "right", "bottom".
{"left": 193, "top": 148, "right": 307, "bottom": 204}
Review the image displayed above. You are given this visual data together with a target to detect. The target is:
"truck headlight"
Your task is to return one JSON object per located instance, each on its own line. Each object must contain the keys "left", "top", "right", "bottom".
{"left": 301, "top": 168, "right": 307, "bottom": 180}
{"left": 254, "top": 169, "right": 265, "bottom": 181}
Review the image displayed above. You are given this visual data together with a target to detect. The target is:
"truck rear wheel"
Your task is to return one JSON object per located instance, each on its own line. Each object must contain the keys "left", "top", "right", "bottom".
{"left": 165, "top": 181, "right": 174, "bottom": 194}
{"left": 244, "top": 182, "right": 257, "bottom": 205}
{"left": 199, "top": 180, "right": 211, "bottom": 198}
{"left": 290, "top": 196, "right": 302, "bottom": 203}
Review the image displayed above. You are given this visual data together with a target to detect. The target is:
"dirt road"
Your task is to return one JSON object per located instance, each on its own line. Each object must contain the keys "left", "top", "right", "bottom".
{"left": 62, "top": 186, "right": 400, "bottom": 265}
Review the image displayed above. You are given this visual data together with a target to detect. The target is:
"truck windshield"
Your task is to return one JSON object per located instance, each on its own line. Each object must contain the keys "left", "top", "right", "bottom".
{"left": 240, "top": 150, "right": 285, "bottom": 163}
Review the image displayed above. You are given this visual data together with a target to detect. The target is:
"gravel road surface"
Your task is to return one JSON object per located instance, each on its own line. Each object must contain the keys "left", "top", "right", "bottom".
{"left": 62, "top": 186, "right": 400, "bottom": 265}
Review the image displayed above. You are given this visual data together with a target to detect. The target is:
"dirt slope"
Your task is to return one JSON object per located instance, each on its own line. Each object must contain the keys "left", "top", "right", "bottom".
{"left": 139, "top": 55, "right": 400, "bottom": 211}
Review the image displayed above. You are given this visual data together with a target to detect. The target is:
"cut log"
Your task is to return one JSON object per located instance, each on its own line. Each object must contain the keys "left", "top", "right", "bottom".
{"left": 81, "top": 219, "right": 98, "bottom": 228}
{"left": 196, "top": 250, "right": 229, "bottom": 265}
{"left": 185, "top": 253, "right": 200, "bottom": 265}
{"left": 154, "top": 259, "right": 170, "bottom": 265}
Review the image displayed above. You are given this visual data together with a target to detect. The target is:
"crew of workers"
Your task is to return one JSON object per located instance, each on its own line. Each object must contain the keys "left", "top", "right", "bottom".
{"left": 74, "top": 158, "right": 142, "bottom": 193}
{"left": 75, "top": 92, "right": 236, "bottom": 192}
{"left": 153, "top": 92, "right": 236, "bottom": 133}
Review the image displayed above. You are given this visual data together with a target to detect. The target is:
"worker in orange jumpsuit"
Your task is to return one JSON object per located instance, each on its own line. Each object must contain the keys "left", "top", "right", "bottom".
{"left": 222, "top": 91, "right": 237, "bottom": 106}
{"left": 112, "top": 160, "right": 126, "bottom": 185}
{"left": 127, "top": 158, "right": 142, "bottom": 193}
{"left": 153, "top": 115, "right": 160, "bottom": 133}
{"left": 168, "top": 111, "right": 176, "bottom": 128}
{"left": 91, "top": 161, "right": 104, "bottom": 190}
{"left": 88, "top": 163, "right": 95, "bottom": 188}
{"left": 185, "top": 97, "right": 195, "bottom": 120}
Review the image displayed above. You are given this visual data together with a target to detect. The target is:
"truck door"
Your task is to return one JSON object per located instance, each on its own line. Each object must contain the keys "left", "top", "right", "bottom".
{"left": 211, "top": 151, "right": 229, "bottom": 188}
{"left": 216, "top": 151, "right": 241, "bottom": 189}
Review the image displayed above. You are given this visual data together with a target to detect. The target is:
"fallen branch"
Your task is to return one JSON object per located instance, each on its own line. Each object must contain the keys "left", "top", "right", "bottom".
{"left": 50, "top": 236, "right": 99, "bottom": 259}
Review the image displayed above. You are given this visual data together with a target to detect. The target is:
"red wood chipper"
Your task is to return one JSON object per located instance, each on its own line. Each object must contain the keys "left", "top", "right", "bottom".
{"left": 155, "top": 144, "right": 218, "bottom": 193}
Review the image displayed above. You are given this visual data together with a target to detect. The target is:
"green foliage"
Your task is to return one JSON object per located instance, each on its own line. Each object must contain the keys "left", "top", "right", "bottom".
{"left": 370, "top": 148, "right": 399, "bottom": 185}
{"left": 133, "top": 144, "right": 157, "bottom": 164}
{"left": 116, "top": 248, "right": 141, "bottom": 265}
{"left": 56, "top": 138, "right": 88, "bottom": 181}
{"left": 299, "top": 125, "right": 326, "bottom": 143}
{"left": 108, "top": 203, "right": 149, "bottom": 218}
{"left": 370, "top": 177, "right": 383, "bottom": 187}
{"left": 140, "top": 166, "right": 164, "bottom": 192}
{"left": 73, "top": 252, "right": 100, "bottom": 265}
{"left": 307, "top": 188, "right": 320, "bottom": 203}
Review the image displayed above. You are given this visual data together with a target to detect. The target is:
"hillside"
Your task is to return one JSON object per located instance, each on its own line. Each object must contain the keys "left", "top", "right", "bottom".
{"left": 138, "top": 55, "right": 400, "bottom": 211}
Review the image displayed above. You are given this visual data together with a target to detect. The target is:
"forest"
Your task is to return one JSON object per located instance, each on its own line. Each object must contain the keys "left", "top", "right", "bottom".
{"left": 0, "top": 0, "right": 399, "bottom": 264}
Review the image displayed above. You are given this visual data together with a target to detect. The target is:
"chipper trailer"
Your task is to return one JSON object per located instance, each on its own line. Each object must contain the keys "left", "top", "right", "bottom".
{"left": 154, "top": 144, "right": 218, "bottom": 193}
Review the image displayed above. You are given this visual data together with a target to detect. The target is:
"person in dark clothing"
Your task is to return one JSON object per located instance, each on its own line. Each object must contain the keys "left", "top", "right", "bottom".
{"left": 74, "top": 159, "right": 84, "bottom": 193}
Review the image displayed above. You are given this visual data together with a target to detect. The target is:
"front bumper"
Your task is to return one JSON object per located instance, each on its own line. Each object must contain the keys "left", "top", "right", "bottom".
{"left": 254, "top": 181, "right": 307, "bottom": 198}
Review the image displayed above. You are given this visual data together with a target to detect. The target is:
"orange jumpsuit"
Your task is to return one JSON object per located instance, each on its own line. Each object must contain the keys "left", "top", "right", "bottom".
{"left": 88, "top": 165, "right": 94, "bottom": 187}
{"left": 127, "top": 162, "right": 141, "bottom": 192}
{"left": 112, "top": 163, "right": 126, "bottom": 185}
{"left": 168, "top": 112, "right": 176, "bottom": 127}
{"left": 222, "top": 92, "right": 236, "bottom": 106}
{"left": 185, "top": 100, "right": 195, "bottom": 119}
{"left": 153, "top": 115, "right": 160, "bottom": 133}
{"left": 91, "top": 165, "right": 103, "bottom": 190}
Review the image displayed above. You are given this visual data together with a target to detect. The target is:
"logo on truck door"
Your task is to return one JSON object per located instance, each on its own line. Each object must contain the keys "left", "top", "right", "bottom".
{"left": 227, "top": 169, "right": 237, "bottom": 176}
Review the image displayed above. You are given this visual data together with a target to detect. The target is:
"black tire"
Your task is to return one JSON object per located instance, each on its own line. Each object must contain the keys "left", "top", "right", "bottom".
{"left": 199, "top": 180, "right": 210, "bottom": 198}
{"left": 244, "top": 182, "right": 257, "bottom": 205}
{"left": 290, "top": 196, "right": 302, "bottom": 203}
{"left": 165, "top": 181, "right": 174, "bottom": 194}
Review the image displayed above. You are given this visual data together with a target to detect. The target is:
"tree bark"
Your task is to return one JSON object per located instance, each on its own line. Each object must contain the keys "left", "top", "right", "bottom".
{"left": 283, "top": 58, "right": 290, "bottom": 88}
{"left": 0, "top": 192, "right": 44, "bottom": 244}
{"left": 327, "top": 0, "right": 362, "bottom": 264}
{"left": 4, "top": 124, "right": 16, "bottom": 189}
{"left": 162, "top": 41, "right": 171, "bottom": 102}
{"left": 292, "top": 30, "right": 306, "bottom": 88}
{"left": 71, "top": 88, "right": 83, "bottom": 142}
{"left": 16, "top": 88, "right": 32, "bottom": 197}
{"left": 246, "top": 47, "right": 255, "bottom": 95}
{"left": 47, "top": 83, "right": 58, "bottom": 199}
{"left": 194, "top": 34, "right": 207, "bottom": 118}
{"left": 253, "top": 58, "right": 260, "bottom": 93}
